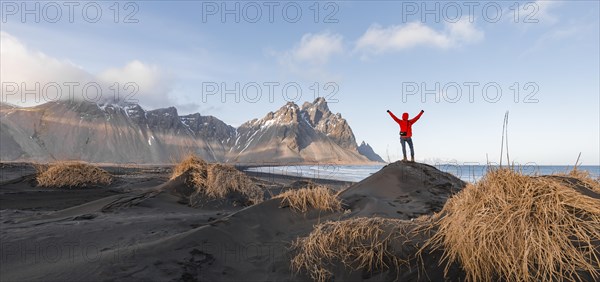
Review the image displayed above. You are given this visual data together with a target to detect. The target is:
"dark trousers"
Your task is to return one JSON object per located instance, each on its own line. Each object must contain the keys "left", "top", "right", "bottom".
{"left": 400, "top": 137, "right": 414, "bottom": 158}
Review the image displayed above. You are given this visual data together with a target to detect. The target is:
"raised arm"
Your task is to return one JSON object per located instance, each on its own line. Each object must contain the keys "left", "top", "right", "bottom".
{"left": 410, "top": 110, "right": 424, "bottom": 123}
{"left": 387, "top": 110, "right": 401, "bottom": 124}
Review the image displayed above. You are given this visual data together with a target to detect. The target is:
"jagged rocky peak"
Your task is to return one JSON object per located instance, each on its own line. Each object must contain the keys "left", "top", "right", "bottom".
{"left": 180, "top": 112, "right": 202, "bottom": 123}
{"left": 180, "top": 112, "right": 236, "bottom": 141}
{"left": 145, "top": 106, "right": 185, "bottom": 131}
{"left": 301, "top": 97, "right": 330, "bottom": 126}
{"left": 302, "top": 96, "right": 329, "bottom": 111}
{"left": 96, "top": 102, "right": 133, "bottom": 117}
{"left": 358, "top": 141, "right": 385, "bottom": 163}
{"left": 95, "top": 101, "right": 148, "bottom": 124}
{"left": 273, "top": 102, "right": 300, "bottom": 124}
{"left": 148, "top": 106, "right": 178, "bottom": 117}
{"left": 57, "top": 100, "right": 143, "bottom": 120}
{"left": 179, "top": 112, "right": 203, "bottom": 132}
{"left": 122, "top": 103, "right": 147, "bottom": 123}
{"left": 245, "top": 102, "right": 301, "bottom": 128}
{"left": 300, "top": 97, "right": 357, "bottom": 151}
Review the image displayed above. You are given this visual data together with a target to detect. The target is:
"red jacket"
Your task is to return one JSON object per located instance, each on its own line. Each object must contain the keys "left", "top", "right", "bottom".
{"left": 388, "top": 110, "right": 424, "bottom": 138}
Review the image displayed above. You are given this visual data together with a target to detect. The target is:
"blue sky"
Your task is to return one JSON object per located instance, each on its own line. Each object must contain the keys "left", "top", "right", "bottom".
{"left": 1, "top": 1, "right": 599, "bottom": 165}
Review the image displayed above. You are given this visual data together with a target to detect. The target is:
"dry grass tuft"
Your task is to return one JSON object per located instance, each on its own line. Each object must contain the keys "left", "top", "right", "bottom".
{"left": 199, "top": 163, "right": 263, "bottom": 205}
{"left": 171, "top": 154, "right": 263, "bottom": 206}
{"left": 275, "top": 185, "right": 342, "bottom": 213}
{"left": 427, "top": 168, "right": 600, "bottom": 282}
{"left": 558, "top": 168, "right": 600, "bottom": 194}
{"left": 170, "top": 154, "right": 208, "bottom": 182}
{"left": 36, "top": 161, "right": 112, "bottom": 188}
{"left": 291, "top": 217, "right": 415, "bottom": 282}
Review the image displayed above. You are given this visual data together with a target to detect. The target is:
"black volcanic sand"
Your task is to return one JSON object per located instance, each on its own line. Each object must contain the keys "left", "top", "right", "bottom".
{"left": 1, "top": 161, "right": 466, "bottom": 281}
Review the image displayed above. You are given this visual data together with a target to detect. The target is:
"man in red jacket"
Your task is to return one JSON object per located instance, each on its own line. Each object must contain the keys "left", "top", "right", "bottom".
{"left": 387, "top": 109, "right": 424, "bottom": 162}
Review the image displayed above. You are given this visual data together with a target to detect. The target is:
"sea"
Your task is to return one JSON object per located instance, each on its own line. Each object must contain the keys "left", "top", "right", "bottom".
{"left": 245, "top": 164, "right": 600, "bottom": 183}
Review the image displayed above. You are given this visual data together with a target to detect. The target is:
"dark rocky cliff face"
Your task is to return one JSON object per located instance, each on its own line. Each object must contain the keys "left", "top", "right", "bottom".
{"left": 146, "top": 107, "right": 182, "bottom": 132}
{"left": 180, "top": 113, "right": 236, "bottom": 149}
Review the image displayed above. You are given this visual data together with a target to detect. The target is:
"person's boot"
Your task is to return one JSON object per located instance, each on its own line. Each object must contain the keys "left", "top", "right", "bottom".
{"left": 410, "top": 156, "right": 415, "bottom": 162}
{"left": 402, "top": 157, "right": 407, "bottom": 162}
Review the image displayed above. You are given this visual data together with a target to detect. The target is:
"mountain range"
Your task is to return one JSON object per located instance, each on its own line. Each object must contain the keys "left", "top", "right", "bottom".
{"left": 0, "top": 98, "right": 383, "bottom": 164}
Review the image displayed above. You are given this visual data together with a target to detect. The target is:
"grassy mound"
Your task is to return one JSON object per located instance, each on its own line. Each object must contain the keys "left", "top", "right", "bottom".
{"left": 275, "top": 185, "right": 342, "bottom": 213}
{"left": 201, "top": 163, "right": 263, "bottom": 204}
{"left": 427, "top": 168, "right": 600, "bottom": 282}
{"left": 171, "top": 155, "right": 263, "bottom": 206}
{"left": 36, "top": 162, "right": 113, "bottom": 188}
{"left": 291, "top": 217, "right": 419, "bottom": 282}
{"left": 171, "top": 154, "right": 208, "bottom": 182}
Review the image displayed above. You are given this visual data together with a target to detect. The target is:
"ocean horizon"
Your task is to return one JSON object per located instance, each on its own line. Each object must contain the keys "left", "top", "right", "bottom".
{"left": 246, "top": 164, "right": 600, "bottom": 183}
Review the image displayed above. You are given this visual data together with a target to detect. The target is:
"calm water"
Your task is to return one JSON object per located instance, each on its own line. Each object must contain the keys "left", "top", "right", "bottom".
{"left": 246, "top": 164, "right": 600, "bottom": 183}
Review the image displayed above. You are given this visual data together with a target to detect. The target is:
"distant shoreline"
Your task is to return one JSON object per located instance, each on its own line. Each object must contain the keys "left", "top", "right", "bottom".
{"left": 0, "top": 161, "right": 357, "bottom": 190}
{"left": 1, "top": 161, "right": 597, "bottom": 184}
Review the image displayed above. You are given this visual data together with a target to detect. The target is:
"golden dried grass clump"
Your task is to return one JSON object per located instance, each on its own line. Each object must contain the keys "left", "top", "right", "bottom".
{"left": 427, "top": 168, "right": 600, "bottom": 282}
{"left": 171, "top": 155, "right": 263, "bottom": 206}
{"left": 291, "top": 217, "right": 413, "bottom": 282}
{"left": 170, "top": 154, "right": 208, "bottom": 182}
{"left": 275, "top": 185, "right": 342, "bottom": 213}
{"left": 558, "top": 168, "right": 600, "bottom": 194}
{"left": 36, "top": 161, "right": 113, "bottom": 188}
{"left": 201, "top": 163, "right": 263, "bottom": 204}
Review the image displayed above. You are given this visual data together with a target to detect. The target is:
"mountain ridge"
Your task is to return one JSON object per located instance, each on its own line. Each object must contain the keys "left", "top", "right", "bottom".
{"left": 0, "top": 99, "right": 384, "bottom": 164}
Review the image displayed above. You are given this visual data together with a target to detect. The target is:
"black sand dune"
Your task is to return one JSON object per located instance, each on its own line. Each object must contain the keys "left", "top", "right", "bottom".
{"left": 1, "top": 162, "right": 464, "bottom": 281}
{"left": 339, "top": 161, "right": 465, "bottom": 219}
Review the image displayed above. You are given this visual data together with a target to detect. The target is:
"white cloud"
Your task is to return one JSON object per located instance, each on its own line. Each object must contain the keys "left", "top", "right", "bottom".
{"left": 356, "top": 22, "right": 451, "bottom": 52}
{"left": 274, "top": 31, "right": 345, "bottom": 82}
{"left": 287, "top": 32, "right": 344, "bottom": 65}
{"left": 447, "top": 19, "right": 485, "bottom": 44}
{"left": 0, "top": 31, "right": 92, "bottom": 102}
{"left": 355, "top": 20, "right": 484, "bottom": 55}
{"left": 275, "top": 22, "right": 483, "bottom": 78}
{"left": 97, "top": 60, "right": 174, "bottom": 107}
{"left": 1, "top": 32, "right": 175, "bottom": 110}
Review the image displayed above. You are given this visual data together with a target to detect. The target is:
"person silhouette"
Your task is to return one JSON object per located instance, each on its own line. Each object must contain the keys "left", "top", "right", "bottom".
{"left": 387, "top": 110, "right": 424, "bottom": 162}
